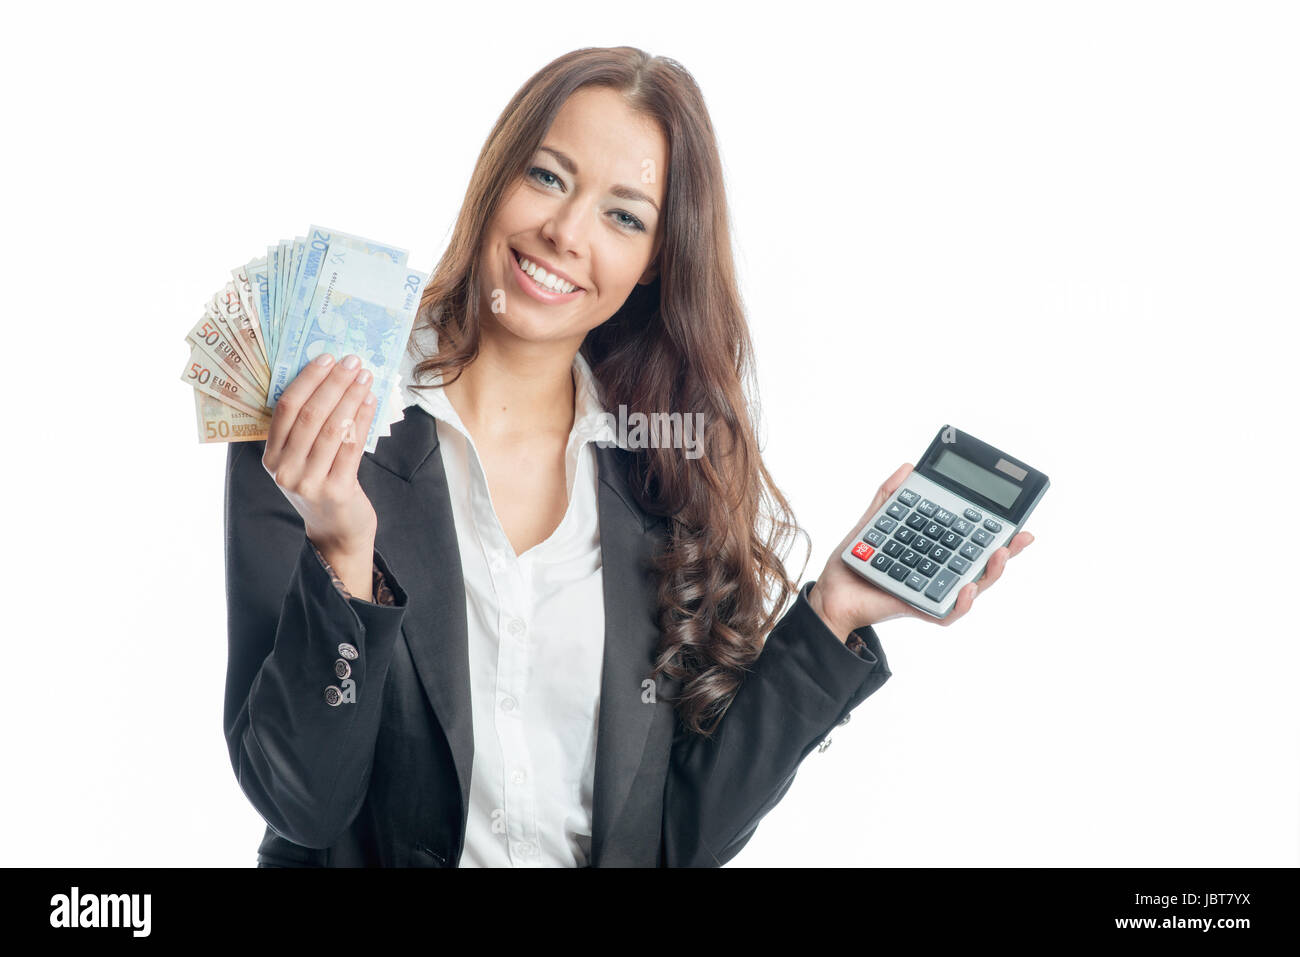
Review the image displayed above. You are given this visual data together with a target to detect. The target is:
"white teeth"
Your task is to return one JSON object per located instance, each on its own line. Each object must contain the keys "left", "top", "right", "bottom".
{"left": 517, "top": 254, "right": 577, "bottom": 294}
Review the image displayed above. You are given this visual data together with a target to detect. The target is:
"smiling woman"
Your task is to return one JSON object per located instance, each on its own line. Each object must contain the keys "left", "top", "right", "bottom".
{"left": 225, "top": 45, "right": 901, "bottom": 869}
{"left": 410, "top": 49, "right": 824, "bottom": 739}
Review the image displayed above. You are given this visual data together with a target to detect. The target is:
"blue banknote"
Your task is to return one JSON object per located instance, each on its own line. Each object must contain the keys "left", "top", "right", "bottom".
{"left": 272, "top": 238, "right": 425, "bottom": 451}
{"left": 269, "top": 226, "right": 408, "bottom": 403}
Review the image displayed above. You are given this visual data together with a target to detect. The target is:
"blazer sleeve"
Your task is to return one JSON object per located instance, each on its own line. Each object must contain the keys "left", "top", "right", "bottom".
{"left": 660, "top": 580, "right": 892, "bottom": 867}
{"left": 223, "top": 439, "right": 410, "bottom": 849}
{"left": 309, "top": 539, "right": 399, "bottom": 606}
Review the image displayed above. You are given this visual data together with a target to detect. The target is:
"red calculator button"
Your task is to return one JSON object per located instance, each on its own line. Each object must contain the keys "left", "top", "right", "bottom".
{"left": 851, "top": 542, "right": 874, "bottom": 561}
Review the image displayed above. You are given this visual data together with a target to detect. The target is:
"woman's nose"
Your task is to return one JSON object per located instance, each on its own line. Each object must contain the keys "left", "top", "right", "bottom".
{"left": 540, "top": 201, "right": 590, "bottom": 256}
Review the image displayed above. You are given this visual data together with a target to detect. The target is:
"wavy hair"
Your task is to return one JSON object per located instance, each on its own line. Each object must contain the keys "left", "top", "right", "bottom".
{"left": 408, "top": 46, "right": 809, "bottom": 737}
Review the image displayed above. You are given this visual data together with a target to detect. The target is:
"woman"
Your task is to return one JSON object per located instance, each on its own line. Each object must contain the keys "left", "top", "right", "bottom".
{"left": 223, "top": 46, "right": 1033, "bottom": 867}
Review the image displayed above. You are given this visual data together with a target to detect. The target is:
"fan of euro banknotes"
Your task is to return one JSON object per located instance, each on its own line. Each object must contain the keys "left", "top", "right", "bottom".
{"left": 182, "top": 225, "right": 428, "bottom": 453}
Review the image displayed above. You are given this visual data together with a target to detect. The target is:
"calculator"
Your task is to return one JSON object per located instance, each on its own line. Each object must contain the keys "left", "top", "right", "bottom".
{"left": 841, "top": 425, "right": 1049, "bottom": 619}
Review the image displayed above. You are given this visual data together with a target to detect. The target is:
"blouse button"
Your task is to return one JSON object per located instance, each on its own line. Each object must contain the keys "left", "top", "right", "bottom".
{"left": 507, "top": 618, "right": 526, "bottom": 637}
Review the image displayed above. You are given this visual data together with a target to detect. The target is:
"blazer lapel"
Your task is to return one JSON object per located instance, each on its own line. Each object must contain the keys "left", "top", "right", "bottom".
{"left": 365, "top": 405, "right": 476, "bottom": 828}
{"left": 365, "top": 405, "right": 663, "bottom": 867}
{"left": 589, "top": 443, "right": 664, "bottom": 866}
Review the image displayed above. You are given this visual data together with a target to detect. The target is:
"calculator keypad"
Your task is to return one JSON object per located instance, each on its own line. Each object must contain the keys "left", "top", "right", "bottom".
{"left": 847, "top": 481, "right": 1010, "bottom": 614}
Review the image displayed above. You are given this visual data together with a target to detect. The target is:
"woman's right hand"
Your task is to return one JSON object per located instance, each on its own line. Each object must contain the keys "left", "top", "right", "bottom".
{"left": 262, "top": 352, "right": 379, "bottom": 560}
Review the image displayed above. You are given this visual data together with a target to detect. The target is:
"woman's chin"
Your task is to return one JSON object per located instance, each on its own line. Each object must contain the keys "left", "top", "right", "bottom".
{"left": 483, "top": 307, "right": 562, "bottom": 343}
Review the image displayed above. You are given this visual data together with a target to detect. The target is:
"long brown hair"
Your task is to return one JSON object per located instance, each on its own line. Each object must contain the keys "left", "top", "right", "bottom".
{"left": 409, "top": 46, "right": 809, "bottom": 737}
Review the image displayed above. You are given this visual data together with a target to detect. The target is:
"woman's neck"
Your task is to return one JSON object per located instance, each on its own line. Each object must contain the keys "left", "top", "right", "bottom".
{"left": 442, "top": 327, "right": 578, "bottom": 444}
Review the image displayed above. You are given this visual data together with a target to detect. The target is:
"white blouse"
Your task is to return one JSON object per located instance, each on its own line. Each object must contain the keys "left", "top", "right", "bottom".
{"left": 396, "top": 325, "right": 624, "bottom": 867}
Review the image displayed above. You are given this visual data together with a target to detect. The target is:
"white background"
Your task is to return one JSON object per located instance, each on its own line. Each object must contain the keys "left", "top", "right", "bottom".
{"left": 2, "top": 0, "right": 1295, "bottom": 867}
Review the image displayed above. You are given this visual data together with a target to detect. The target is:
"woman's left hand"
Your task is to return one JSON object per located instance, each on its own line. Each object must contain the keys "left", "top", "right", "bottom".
{"left": 807, "top": 462, "right": 1035, "bottom": 641}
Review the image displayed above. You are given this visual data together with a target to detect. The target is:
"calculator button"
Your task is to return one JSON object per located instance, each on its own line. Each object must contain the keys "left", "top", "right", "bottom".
{"left": 964, "top": 509, "right": 983, "bottom": 523}
{"left": 898, "top": 550, "right": 920, "bottom": 568}
{"left": 916, "top": 499, "right": 938, "bottom": 518}
{"left": 925, "top": 568, "right": 961, "bottom": 602}
{"left": 983, "top": 519, "right": 1003, "bottom": 533}
{"left": 887, "top": 562, "right": 910, "bottom": 581}
{"left": 971, "top": 528, "right": 993, "bottom": 547}
{"left": 851, "top": 542, "right": 874, "bottom": 561}
{"left": 947, "top": 555, "right": 971, "bottom": 575}
{"left": 959, "top": 542, "right": 983, "bottom": 561}
{"left": 863, "top": 529, "right": 887, "bottom": 547}
{"left": 923, "top": 522, "right": 945, "bottom": 540}
{"left": 893, "top": 527, "right": 916, "bottom": 545}
{"left": 874, "top": 517, "right": 898, "bottom": 533}
{"left": 951, "top": 519, "right": 973, "bottom": 537}
{"left": 940, "top": 531, "right": 962, "bottom": 550}
{"left": 897, "top": 489, "right": 920, "bottom": 507}
{"left": 929, "top": 546, "right": 951, "bottom": 564}
{"left": 870, "top": 554, "right": 893, "bottom": 573}
{"left": 911, "top": 537, "right": 933, "bottom": 555}
{"left": 885, "top": 502, "right": 909, "bottom": 521}
{"left": 883, "top": 540, "right": 904, "bottom": 558}
{"left": 917, "top": 559, "right": 940, "bottom": 578}
{"left": 905, "top": 512, "right": 928, "bottom": 531}
{"left": 904, "top": 572, "right": 927, "bottom": 592}
{"left": 932, "top": 508, "right": 956, "bottom": 527}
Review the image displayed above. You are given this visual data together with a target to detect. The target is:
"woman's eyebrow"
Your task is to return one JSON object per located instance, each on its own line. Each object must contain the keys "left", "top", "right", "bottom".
{"left": 538, "top": 145, "right": 659, "bottom": 213}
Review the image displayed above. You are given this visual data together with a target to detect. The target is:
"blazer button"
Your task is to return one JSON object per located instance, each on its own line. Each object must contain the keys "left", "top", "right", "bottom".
{"left": 324, "top": 685, "right": 343, "bottom": 707}
{"left": 334, "top": 658, "right": 352, "bottom": 680}
{"left": 817, "top": 734, "right": 833, "bottom": 753}
{"left": 838, "top": 713, "right": 852, "bottom": 727}
{"left": 338, "top": 642, "right": 359, "bottom": 661}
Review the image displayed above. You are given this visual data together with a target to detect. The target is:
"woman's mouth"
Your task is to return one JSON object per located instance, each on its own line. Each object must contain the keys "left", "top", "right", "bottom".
{"left": 510, "top": 248, "right": 586, "bottom": 304}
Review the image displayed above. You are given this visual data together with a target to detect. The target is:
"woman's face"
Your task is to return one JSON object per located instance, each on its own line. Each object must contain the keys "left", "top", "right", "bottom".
{"left": 479, "top": 85, "right": 667, "bottom": 347}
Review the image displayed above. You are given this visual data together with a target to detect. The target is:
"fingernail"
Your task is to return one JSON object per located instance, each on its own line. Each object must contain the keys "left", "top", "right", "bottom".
{"left": 342, "top": 354, "right": 360, "bottom": 370}
{"left": 363, "top": 392, "right": 376, "bottom": 406}
{"left": 315, "top": 353, "right": 334, "bottom": 366}
{"left": 357, "top": 369, "right": 372, "bottom": 385}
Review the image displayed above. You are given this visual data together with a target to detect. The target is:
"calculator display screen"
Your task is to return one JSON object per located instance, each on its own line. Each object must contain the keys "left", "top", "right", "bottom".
{"left": 932, "top": 449, "right": 1021, "bottom": 509}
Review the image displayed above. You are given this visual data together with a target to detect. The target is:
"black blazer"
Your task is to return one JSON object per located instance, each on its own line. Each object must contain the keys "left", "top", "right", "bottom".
{"left": 223, "top": 403, "right": 892, "bottom": 867}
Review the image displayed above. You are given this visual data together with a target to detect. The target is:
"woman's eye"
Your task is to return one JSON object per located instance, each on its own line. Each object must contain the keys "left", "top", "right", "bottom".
{"left": 529, "top": 167, "right": 562, "bottom": 189}
{"left": 613, "top": 211, "right": 646, "bottom": 233}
